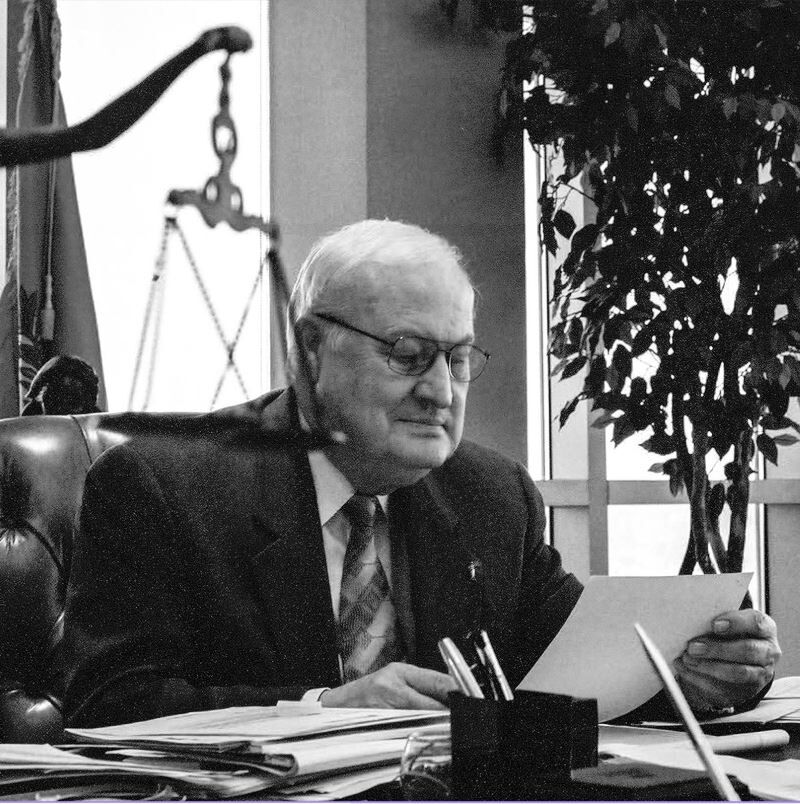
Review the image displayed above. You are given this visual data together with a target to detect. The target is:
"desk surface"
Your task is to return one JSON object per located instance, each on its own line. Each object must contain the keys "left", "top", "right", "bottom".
{"left": 2, "top": 725, "right": 799, "bottom": 801}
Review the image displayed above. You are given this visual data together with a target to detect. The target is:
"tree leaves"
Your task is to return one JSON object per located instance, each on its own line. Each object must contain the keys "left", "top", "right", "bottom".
{"left": 641, "top": 431, "right": 675, "bottom": 455}
{"left": 771, "top": 102, "right": 787, "bottom": 122}
{"left": 660, "top": 457, "right": 685, "bottom": 496}
{"left": 559, "top": 396, "right": 581, "bottom": 428}
{"left": 722, "top": 96, "right": 738, "bottom": 119}
{"left": 611, "top": 344, "right": 632, "bottom": 377}
{"left": 664, "top": 84, "right": 681, "bottom": 110}
{"left": 561, "top": 354, "right": 588, "bottom": 379}
{"left": 553, "top": 209, "right": 577, "bottom": 240}
{"left": 757, "top": 433, "right": 779, "bottom": 465}
{"left": 509, "top": 0, "right": 800, "bottom": 574}
{"left": 604, "top": 21, "right": 621, "bottom": 47}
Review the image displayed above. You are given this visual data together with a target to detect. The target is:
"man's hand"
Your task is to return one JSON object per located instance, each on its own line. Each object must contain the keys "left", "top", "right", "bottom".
{"left": 675, "top": 609, "right": 781, "bottom": 712}
{"left": 319, "top": 663, "right": 456, "bottom": 709}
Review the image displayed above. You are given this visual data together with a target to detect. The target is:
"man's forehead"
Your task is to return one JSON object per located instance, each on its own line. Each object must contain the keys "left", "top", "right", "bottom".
{"left": 338, "top": 258, "right": 471, "bottom": 300}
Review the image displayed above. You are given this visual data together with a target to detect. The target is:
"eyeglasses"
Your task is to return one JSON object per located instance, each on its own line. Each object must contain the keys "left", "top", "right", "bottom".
{"left": 313, "top": 313, "right": 490, "bottom": 382}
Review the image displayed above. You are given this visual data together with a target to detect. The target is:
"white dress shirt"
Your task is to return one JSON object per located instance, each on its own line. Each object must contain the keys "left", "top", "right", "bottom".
{"left": 306, "top": 448, "right": 391, "bottom": 619}
{"left": 301, "top": 449, "right": 391, "bottom": 699}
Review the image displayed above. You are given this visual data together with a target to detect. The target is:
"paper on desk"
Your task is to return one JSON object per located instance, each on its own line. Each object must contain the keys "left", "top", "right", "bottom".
{"left": 280, "top": 765, "right": 400, "bottom": 801}
{"left": 68, "top": 706, "right": 447, "bottom": 748}
{"left": 599, "top": 726, "right": 800, "bottom": 801}
{"left": 517, "top": 573, "right": 752, "bottom": 722}
{"left": 638, "top": 675, "right": 800, "bottom": 727}
{"left": 694, "top": 676, "right": 800, "bottom": 726}
{"left": 767, "top": 675, "right": 800, "bottom": 698}
{"left": 0, "top": 743, "right": 275, "bottom": 797}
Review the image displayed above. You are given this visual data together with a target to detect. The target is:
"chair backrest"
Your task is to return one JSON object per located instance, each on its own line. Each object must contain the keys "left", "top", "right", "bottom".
{"left": 0, "top": 411, "right": 196, "bottom": 742}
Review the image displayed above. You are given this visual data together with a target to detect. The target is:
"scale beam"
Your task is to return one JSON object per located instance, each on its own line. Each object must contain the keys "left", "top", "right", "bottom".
{"left": 0, "top": 26, "right": 252, "bottom": 168}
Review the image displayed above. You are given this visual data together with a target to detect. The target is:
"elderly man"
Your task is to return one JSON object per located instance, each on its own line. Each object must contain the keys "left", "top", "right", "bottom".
{"left": 63, "top": 220, "right": 779, "bottom": 727}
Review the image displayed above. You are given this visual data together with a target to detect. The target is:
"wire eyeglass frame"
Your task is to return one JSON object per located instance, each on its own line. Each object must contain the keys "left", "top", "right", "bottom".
{"left": 312, "top": 312, "right": 490, "bottom": 382}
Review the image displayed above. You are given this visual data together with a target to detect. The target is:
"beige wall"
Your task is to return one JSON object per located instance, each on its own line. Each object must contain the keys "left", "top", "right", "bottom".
{"left": 764, "top": 399, "right": 800, "bottom": 673}
{"left": 270, "top": 0, "right": 527, "bottom": 461}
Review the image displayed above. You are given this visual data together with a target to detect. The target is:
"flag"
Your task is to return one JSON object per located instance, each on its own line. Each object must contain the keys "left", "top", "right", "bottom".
{"left": 0, "top": 0, "right": 105, "bottom": 417}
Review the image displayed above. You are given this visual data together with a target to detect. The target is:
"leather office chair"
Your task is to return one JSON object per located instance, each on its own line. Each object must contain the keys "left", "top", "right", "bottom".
{"left": 0, "top": 411, "right": 195, "bottom": 742}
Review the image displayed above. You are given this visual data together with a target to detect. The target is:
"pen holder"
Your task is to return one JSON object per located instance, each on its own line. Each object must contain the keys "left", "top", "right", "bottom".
{"left": 449, "top": 690, "right": 598, "bottom": 800}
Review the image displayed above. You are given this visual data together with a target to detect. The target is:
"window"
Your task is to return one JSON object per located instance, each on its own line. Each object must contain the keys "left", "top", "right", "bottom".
{"left": 59, "top": 0, "right": 270, "bottom": 411}
{"left": 525, "top": 143, "right": 765, "bottom": 607}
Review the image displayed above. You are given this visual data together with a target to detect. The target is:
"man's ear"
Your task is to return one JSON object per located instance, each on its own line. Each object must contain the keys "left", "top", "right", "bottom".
{"left": 294, "top": 319, "right": 323, "bottom": 383}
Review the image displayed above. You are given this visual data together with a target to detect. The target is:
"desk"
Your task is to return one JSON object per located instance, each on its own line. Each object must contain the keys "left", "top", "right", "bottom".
{"left": 2, "top": 725, "right": 799, "bottom": 801}
{"left": 359, "top": 727, "right": 800, "bottom": 802}
{"left": 592, "top": 723, "right": 800, "bottom": 801}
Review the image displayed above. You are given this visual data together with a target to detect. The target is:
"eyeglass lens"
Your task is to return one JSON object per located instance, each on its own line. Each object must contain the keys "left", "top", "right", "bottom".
{"left": 389, "top": 337, "right": 487, "bottom": 381}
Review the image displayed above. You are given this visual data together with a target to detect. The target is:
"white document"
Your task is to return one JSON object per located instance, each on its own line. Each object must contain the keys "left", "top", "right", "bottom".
{"left": 599, "top": 725, "right": 800, "bottom": 801}
{"left": 517, "top": 573, "right": 752, "bottom": 721}
{"left": 0, "top": 743, "right": 275, "bottom": 797}
{"left": 280, "top": 765, "right": 401, "bottom": 802}
{"left": 696, "top": 675, "right": 800, "bottom": 725}
{"left": 68, "top": 706, "right": 447, "bottom": 747}
{"left": 767, "top": 675, "right": 800, "bottom": 698}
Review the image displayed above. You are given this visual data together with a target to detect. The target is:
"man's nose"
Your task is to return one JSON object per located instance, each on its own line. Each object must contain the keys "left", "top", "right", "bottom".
{"left": 414, "top": 352, "right": 454, "bottom": 408}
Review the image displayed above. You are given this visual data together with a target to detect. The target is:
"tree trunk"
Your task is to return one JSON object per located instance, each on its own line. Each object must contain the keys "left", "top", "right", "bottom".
{"left": 727, "top": 430, "right": 753, "bottom": 573}
{"left": 690, "top": 426, "right": 716, "bottom": 574}
{"left": 675, "top": 396, "right": 697, "bottom": 574}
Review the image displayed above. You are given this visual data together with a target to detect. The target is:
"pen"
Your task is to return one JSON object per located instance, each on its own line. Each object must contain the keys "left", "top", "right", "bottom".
{"left": 634, "top": 623, "right": 740, "bottom": 802}
{"left": 472, "top": 641, "right": 501, "bottom": 700}
{"left": 438, "top": 637, "right": 485, "bottom": 698}
{"left": 708, "top": 729, "right": 790, "bottom": 755}
{"left": 476, "top": 630, "right": 514, "bottom": 701}
{"left": 438, "top": 640, "right": 473, "bottom": 697}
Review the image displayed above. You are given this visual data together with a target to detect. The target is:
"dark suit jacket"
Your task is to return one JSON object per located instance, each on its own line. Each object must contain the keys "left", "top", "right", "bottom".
{"left": 63, "top": 390, "right": 583, "bottom": 727}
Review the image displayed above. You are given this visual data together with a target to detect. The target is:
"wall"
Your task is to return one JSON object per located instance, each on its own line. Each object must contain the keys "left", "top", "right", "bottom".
{"left": 270, "top": 0, "right": 527, "bottom": 461}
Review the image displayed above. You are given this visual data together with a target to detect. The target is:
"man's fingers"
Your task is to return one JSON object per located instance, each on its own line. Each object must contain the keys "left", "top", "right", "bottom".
{"left": 684, "top": 636, "right": 780, "bottom": 667}
{"left": 399, "top": 691, "right": 449, "bottom": 710}
{"left": 320, "top": 663, "right": 456, "bottom": 709}
{"left": 676, "top": 662, "right": 736, "bottom": 711}
{"left": 678, "top": 653, "right": 773, "bottom": 689}
{"left": 685, "top": 609, "right": 781, "bottom": 670}
{"left": 675, "top": 654, "right": 774, "bottom": 711}
{"left": 400, "top": 665, "right": 458, "bottom": 703}
{"left": 710, "top": 609, "right": 778, "bottom": 640}
{"left": 675, "top": 609, "right": 780, "bottom": 713}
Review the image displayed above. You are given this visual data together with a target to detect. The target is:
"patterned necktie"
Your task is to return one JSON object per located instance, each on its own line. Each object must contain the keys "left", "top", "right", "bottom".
{"left": 337, "top": 494, "right": 402, "bottom": 682}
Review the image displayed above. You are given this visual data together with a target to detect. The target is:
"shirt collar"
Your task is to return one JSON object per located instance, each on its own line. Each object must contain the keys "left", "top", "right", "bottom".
{"left": 307, "top": 449, "right": 354, "bottom": 527}
{"left": 299, "top": 408, "right": 389, "bottom": 526}
{"left": 306, "top": 449, "right": 389, "bottom": 525}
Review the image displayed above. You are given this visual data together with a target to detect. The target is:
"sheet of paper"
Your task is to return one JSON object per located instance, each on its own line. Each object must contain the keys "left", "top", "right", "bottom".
{"left": 280, "top": 765, "right": 400, "bottom": 801}
{"left": 638, "top": 675, "right": 800, "bottom": 727}
{"left": 68, "top": 706, "right": 447, "bottom": 746}
{"left": 599, "top": 726, "right": 800, "bottom": 801}
{"left": 0, "top": 743, "right": 276, "bottom": 797}
{"left": 767, "top": 675, "right": 800, "bottom": 697}
{"left": 517, "top": 573, "right": 752, "bottom": 721}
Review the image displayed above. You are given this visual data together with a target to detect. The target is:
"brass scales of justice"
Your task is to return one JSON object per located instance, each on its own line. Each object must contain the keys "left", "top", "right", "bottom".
{"left": 0, "top": 26, "right": 312, "bottom": 419}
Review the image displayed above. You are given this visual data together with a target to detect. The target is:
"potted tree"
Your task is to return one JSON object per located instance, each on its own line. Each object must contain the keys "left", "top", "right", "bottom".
{"left": 499, "top": 0, "right": 800, "bottom": 580}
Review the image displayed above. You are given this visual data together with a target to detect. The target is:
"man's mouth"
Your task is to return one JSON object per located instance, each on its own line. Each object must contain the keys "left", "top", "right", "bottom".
{"left": 403, "top": 418, "right": 447, "bottom": 427}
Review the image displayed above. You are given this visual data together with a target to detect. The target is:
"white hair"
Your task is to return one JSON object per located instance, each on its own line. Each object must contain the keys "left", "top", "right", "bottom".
{"left": 286, "top": 219, "right": 470, "bottom": 380}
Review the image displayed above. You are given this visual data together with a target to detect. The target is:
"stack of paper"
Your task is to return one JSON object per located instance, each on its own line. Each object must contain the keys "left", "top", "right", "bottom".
{"left": 649, "top": 676, "right": 800, "bottom": 729}
{"left": 600, "top": 724, "right": 800, "bottom": 801}
{"left": 745, "top": 676, "right": 800, "bottom": 725}
{"left": 0, "top": 705, "right": 448, "bottom": 800}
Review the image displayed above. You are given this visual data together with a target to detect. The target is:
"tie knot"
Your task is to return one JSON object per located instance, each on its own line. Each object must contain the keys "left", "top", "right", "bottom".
{"left": 343, "top": 494, "right": 378, "bottom": 530}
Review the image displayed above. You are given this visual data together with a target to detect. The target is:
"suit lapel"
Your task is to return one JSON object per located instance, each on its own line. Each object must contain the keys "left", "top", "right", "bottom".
{"left": 390, "top": 477, "right": 481, "bottom": 671}
{"left": 237, "top": 391, "right": 484, "bottom": 683}
{"left": 246, "top": 391, "right": 340, "bottom": 686}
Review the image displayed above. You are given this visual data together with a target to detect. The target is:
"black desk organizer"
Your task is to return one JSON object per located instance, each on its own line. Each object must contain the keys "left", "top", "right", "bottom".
{"left": 449, "top": 691, "right": 752, "bottom": 801}
{"left": 449, "top": 689, "right": 598, "bottom": 800}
